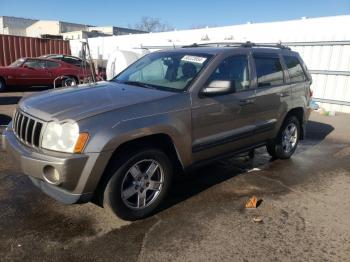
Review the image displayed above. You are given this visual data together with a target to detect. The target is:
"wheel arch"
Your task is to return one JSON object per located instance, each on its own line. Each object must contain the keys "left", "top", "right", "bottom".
{"left": 0, "top": 76, "right": 6, "bottom": 91}
{"left": 284, "top": 107, "right": 305, "bottom": 139}
{"left": 0, "top": 75, "right": 6, "bottom": 84}
{"left": 92, "top": 133, "right": 183, "bottom": 206}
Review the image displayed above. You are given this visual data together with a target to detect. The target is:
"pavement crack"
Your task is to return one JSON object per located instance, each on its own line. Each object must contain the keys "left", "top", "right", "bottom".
{"left": 137, "top": 216, "right": 162, "bottom": 262}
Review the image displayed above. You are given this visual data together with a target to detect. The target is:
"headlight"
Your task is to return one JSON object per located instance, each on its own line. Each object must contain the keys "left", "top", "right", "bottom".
{"left": 42, "top": 121, "right": 88, "bottom": 153}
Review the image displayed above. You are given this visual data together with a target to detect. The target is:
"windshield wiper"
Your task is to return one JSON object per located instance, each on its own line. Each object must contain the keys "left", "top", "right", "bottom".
{"left": 119, "top": 80, "right": 156, "bottom": 89}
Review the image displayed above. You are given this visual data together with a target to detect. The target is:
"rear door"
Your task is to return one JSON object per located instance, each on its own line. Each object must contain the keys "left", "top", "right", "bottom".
{"left": 252, "top": 52, "right": 291, "bottom": 144}
{"left": 191, "top": 51, "right": 259, "bottom": 162}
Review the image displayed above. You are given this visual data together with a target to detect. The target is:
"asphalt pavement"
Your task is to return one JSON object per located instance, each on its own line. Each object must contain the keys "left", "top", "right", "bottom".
{"left": 0, "top": 88, "right": 349, "bottom": 261}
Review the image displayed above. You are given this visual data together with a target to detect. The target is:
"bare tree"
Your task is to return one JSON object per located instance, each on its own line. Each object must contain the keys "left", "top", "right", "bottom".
{"left": 132, "top": 16, "right": 174, "bottom": 32}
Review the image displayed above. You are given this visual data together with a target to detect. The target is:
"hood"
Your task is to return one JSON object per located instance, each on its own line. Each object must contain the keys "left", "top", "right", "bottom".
{"left": 19, "top": 82, "right": 177, "bottom": 122}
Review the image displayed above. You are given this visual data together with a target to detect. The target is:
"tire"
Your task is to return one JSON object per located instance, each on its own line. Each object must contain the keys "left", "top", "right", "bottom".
{"left": 0, "top": 78, "right": 6, "bottom": 92}
{"left": 266, "top": 116, "right": 301, "bottom": 159}
{"left": 61, "top": 76, "right": 78, "bottom": 87}
{"left": 103, "top": 148, "right": 173, "bottom": 220}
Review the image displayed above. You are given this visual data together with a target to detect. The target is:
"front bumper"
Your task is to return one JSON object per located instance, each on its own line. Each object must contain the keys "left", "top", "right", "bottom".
{"left": 2, "top": 127, "right": 93, "bottom": 204}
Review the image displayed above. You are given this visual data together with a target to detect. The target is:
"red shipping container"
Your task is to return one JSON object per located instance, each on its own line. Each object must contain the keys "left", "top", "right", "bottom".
{"left": 0, "top": 34, "right": 71, "bottom": 66}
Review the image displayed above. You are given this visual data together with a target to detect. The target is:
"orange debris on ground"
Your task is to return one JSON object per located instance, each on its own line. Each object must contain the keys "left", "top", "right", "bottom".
{"left": 245, "top": 196, "right": 258, "bottom": 208}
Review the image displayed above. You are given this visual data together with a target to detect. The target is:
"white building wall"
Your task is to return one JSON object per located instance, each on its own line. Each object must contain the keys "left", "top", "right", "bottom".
{"left": 60, "top": 22, "right": 88, "bottom": 33}
{"left": 26, "top": 21, "right": 60, "bottom": 37}
{"left": 0, "top": 16, "right": 38, "bottom": 36}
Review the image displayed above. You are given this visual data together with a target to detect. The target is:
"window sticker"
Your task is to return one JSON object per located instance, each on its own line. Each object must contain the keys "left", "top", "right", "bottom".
{"left": 181, "top": 55, "right": 207, "bottom": 64}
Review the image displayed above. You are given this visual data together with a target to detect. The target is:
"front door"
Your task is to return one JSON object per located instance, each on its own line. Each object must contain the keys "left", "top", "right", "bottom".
{"left": 191, "top": 53, "right": 258, "bottom": 162}
{"left": 16, "top": 59, "right": 50, "bottom": 86}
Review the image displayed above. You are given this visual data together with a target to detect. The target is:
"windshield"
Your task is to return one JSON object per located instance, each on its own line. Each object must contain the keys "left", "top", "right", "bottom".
{"left": 9, "top": 58, "right": 25, "bottom": 67}
{"left": 112, "top": 51, "right": 213, "bottom": 92}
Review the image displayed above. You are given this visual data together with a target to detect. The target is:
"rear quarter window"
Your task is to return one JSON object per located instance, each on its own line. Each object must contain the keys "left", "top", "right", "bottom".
{"left": 254, "top": 56, "right": 284, "bottom": 87}
{"left": 46, "top": 61, "right": 60, "bottom": 68}
{"left": 283, "top": 55, "right": 307, "bottom": 82}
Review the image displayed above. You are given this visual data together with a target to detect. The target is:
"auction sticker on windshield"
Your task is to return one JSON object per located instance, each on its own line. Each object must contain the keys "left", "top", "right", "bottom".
{"left": 181, "top": 55, "right": 207, "bottom": 64}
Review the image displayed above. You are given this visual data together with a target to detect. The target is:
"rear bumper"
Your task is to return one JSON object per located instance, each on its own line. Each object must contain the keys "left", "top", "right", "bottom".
{"left": 2, "top": 127, "right": 93, "bottom": 204}
{"left": 303, "top": 106, "right": 312, "bottom": 139}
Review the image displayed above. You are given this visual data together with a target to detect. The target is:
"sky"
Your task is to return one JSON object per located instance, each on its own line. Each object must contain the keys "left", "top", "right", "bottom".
{"left": 1, "top": 0, "right": 350, "bottom": 30}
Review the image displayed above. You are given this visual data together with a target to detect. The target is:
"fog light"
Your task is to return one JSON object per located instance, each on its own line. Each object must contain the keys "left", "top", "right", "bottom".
{"left": 43, "top": 165, "right": 61, "bottom": 185}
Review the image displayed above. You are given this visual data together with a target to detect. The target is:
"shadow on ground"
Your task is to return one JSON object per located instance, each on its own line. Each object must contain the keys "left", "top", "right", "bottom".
{"left": 0, "top": 96, "right": 21, "bottom": 106}
{"left": 0, "top": 114, "right": 12, "bottom": 126}
{"left": 158, "top": 119, "right": 334, "bottom": 213}
{"left": 306, "top": 120, "right": 335, "bottom": 140}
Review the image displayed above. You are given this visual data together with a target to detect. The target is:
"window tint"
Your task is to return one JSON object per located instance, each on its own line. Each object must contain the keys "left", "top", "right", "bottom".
{"left": 46, "top": 61, "right": 60, "bottom": 68}
{"left": 23, "top": 59, "right": 46, "bottom": 69}
{"left": 283, "top": 55, "right": 307, "bottom": 82}
{"left": 255, "top": 56, "right": 284, "bottom": 87}
{"left": 209, "top": 55, "right": 250, "bottom": 92}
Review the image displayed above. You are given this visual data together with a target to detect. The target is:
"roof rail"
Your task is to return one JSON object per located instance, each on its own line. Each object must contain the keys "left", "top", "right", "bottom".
{"left": 241, "top": 41, "right": 291, "bottom": 50}
{"left": 183, "top": 41, "right": 291, "bottom": 50}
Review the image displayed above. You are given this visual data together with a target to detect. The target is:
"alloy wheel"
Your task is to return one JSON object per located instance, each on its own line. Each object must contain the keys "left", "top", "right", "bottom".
{"left": 282, "top": 123, "right": 298, "bottom": 153}
{"left": 120, "top": 159, "right": 164, "bottom": 209}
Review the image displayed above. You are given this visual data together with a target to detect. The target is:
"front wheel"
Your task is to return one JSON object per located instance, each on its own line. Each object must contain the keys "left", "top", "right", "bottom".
{"left": 103, "top": 148, "right": 173, "bottom": 220}
{"left": 266, "top": 116, "right": 300, "bottom": 159}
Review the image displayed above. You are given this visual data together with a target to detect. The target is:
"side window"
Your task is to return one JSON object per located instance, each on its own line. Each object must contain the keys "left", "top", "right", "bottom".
{"left": 23, "top": 59, "right": 46, "bottom": 69}
{"left": 283, "top": 55, "right": 307, "bottom": 82}
{"left": 63, "top": 57, "right": 82, "bottom": 66}
{"left": 46, "top": 61, "right": 60, "bottom": 68}
{"left": 209, "top": 55, "right": 250, "bottom": 92}
{"left": 254, "top": 56, "right": 284, "bottom": 87}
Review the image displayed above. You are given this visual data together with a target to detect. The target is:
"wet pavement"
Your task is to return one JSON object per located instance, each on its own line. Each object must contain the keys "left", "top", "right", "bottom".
{"left": 1, "top": 89, "right": 350, "bottom": 261}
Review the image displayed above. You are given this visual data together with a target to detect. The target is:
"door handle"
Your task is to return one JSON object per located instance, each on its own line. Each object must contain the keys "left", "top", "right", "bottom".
{"left": 239, "top": 98, "right": 255, "bottom": 106}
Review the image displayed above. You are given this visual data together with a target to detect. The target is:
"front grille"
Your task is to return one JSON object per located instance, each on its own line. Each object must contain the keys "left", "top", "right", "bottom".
{"left": 13, "top": 110, "right": 43, "bottom": 147}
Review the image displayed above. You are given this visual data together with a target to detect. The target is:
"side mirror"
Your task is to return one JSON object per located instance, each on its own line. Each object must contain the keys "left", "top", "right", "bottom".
{"left": 201, "top": 80, "right": 235, "bottom": 96}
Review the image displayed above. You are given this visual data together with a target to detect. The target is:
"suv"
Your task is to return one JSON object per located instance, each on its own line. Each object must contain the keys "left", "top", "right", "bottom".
{"left": 2, "top": 43, "right": 312, "bottom": 220}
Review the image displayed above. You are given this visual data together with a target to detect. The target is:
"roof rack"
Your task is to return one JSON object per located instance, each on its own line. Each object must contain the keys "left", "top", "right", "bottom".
{"left": 183, "top": 41, "right": 291, "bottom": 50}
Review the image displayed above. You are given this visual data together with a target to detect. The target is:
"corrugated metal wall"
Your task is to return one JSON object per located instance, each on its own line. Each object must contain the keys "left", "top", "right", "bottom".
{"left": 0, "top": 34, "right": 71, "bottom": 66}
{"left": 287, "top": 41, "right": 350, "bottom": 113}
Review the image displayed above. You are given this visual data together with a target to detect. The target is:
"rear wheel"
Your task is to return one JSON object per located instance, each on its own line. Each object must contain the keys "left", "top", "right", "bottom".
{"left": 61, "top": 76, "right": 78, "bottom": 87}
{"left": 103, "top": 148, "right": 173, "bottom": 220}
{"left": 0, "top": 78, "right": 6, "bottom": 92}
{"left": 266, "top": 116, "right": 300, "bottom": 159}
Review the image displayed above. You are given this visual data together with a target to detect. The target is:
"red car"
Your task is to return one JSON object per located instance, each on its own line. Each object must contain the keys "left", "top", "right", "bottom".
{"left": 0, "top": 57, "right": 93, "bottom": 92}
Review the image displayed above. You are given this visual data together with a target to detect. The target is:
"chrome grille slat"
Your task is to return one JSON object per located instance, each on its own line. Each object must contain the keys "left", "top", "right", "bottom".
{"left": 13, "top": 111, "right": 18, "bottom": 130}
{"left": 31, "top": 121, "right": 37, "bottom": 146}
{"left": 21, "top": 116, "right": 28, "bottom": 140}
{"left": 18, "top": 114, "right": 23, "bottom": 140}
{"left": 13, "top": 111, "right": 18, "bottom": 133}
{"left": 13, "top": 110, "right": 44, "bottom": 148}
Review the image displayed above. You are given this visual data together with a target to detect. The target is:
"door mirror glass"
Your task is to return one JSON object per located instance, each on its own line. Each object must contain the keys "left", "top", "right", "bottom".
{"left": 201, "top": 80, "right": 235, "bottom": 96}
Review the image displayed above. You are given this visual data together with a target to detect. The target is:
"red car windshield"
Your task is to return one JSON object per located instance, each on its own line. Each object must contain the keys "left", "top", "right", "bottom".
{"left": 9, "top": 59, "right": 25, "bottom": 68}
